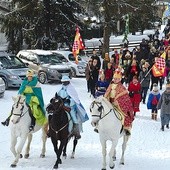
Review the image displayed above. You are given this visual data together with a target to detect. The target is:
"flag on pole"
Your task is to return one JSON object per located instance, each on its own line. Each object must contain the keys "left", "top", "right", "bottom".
{"left": 72, "top": 27, "right": 85, "bottom": 63}
{"left": 152, "top": 57, "right": 166, "bottom": 77}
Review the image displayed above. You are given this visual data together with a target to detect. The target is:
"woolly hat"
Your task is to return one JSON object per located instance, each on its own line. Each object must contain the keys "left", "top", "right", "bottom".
{"left": 61, "top": 75, "right": 70, "bottom": 82}
{"left": 26, "top": 70, "right": 34, "bottom": 77}
{"left": 153, "top": 83, "right": 158, "bottom": 91}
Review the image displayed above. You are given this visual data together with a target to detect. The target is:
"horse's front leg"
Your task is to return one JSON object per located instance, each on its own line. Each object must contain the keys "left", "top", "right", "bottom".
{"left": 120, "top": 134, "right": 130, "bottom": 165}
{"left": 10, "top": 135, "right": 27, "bottom": 167}
{"left": 10, "top": 134, "right": 17, "bottom": 158}
{"left": 100, "top": 138, "right": 107, "bottom": 170}
{"left": 109, "top": 139, "right": 119, "bottom": 169}
{"left": 24, "top": 133, "right": 32, "bottom": 158}
{"left": 40, "top": 124, "right": 48, "bottom": 158}
{"left": 71, "top": 137, "right": 78, "bottom": 159}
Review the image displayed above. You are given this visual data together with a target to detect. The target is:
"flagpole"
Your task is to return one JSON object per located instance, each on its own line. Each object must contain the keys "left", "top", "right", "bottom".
{"left": 140, "top": 66, "right": 153, "bottom": 84}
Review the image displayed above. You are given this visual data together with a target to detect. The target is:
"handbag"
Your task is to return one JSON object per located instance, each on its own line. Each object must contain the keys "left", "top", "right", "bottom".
{"left": 129, "top": 91, "right": 134, "bottom": 98}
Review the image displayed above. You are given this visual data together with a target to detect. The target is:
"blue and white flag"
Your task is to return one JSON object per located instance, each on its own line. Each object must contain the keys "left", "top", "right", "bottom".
{"left": 162, "top": 3, "right": 170, "bottom": 20}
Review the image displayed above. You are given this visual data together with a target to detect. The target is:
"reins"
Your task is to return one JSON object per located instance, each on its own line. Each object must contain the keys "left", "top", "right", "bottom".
{"left": 50, "top": 118, "right": 71, "bottom": 134}
{"left": 91, "top": 100, "right": 123, "bottom": 121}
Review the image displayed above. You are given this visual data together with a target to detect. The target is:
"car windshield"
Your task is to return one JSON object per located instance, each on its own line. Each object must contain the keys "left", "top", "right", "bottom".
{"left": 38, "top": 54, "right": 62, "bottom": 64}
{"left": 0, "top": 55, "right": 26, "bottom": 69}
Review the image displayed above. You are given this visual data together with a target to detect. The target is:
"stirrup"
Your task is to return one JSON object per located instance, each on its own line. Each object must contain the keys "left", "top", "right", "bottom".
{"left": 94, "top": 128, "right": 99, "bottom": 133}
{"left": 29, "top": 125, "right": 34, "bottom": 132}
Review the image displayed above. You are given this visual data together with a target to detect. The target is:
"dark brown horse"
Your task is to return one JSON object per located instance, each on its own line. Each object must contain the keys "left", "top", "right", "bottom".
{"left": 46, "top": 96, "right": 78, "bottom": 169}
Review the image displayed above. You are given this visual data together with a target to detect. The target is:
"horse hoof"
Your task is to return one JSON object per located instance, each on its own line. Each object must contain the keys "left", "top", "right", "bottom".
{"left": 57, "top": 159, "right": 62, "bottom": 164}
{"left": 120, "top": 162, "right": 124, "bottom": 165}
{"left": 10, "top": 164, "right": 17, "bottom": 168}
{"left": 24, "top": 154, "right": 29, "bottom": 159}
{"left": 53, "top": 164, "right": 58, "bottom": 169}
{"left": 110, "top": 165, "right": 115, "bottom": 169}
{"left": 113, "top": 156, "right": 116, "bottom": 161}
{"left": 101, "top": 168, "right": 106, "bottom": 170}
{"left": 40, "top": 154, "right": 45, "bottom": 158}
{"left": 71, "top": 155, "right": 74, "bottom": 159}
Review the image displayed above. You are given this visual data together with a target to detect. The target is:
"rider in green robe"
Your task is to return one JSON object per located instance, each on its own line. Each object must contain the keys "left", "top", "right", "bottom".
{"left": 1, "top": 70, "right": 47, "bottom": 131}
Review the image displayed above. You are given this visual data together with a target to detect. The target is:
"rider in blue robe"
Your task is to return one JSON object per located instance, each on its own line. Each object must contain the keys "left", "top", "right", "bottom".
{"left": 56, "top": 75, "right": 89, "bottom": 139}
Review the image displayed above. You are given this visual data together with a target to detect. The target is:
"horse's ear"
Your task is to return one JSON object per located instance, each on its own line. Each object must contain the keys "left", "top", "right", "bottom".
{"left": 50, "top": 97, "right": 55, "bottom": 103}
{"left": 12, "top": 96, "right": 17, "bottom": 102}
{"left": 55, "top": 92, "right": 58, "bottom": 99}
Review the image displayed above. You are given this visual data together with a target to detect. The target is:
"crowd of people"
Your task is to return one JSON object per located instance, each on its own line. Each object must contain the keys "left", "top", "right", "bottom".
{"left": 85, "top": 32, "right": 170, "bottom": 131}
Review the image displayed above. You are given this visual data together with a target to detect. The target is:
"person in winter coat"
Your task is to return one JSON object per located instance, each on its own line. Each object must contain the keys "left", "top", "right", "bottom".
{"left": 104, "top": 69, "right": 134, "bottom": 135}
{"left": 157, "top": 83, "right": 170, "bottom": 131}
{"left": 95, "top": 73, "right": 109, "bottom": 98}
{"left": 147, "top": 83, "right": 161, "bottom": 120}
{"left": 128, "top": 75, "right": 141, "bottom": 116}
{"left": 126, "top": 59, "right": 141, "bottom": 84}
{"left": 89, "top": 59, "right": 99, "bottom": 97}
{"left": 104, "top": 62, "right": 114, "bottom": 83}
{"left": 85, "top": 59, "right": 92, "bottom": 92}
{"left": 139, "top": 65, "right": 151, "bottom": 104}
{"left": 91, "top": 49, "right": 101, "bottom": 80}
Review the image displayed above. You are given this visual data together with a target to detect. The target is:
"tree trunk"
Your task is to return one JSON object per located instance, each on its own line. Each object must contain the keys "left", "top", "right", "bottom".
{"left": 102, "top": 23, "right": 110, "bottom": 59}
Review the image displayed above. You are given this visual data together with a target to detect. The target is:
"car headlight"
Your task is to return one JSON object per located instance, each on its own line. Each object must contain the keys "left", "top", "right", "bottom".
{"left": 77, "top": 66, "right": 84, "bottom": 69}
{"left": 8, "top": 75, "right": 19, "bottom": 80}
{"left": 47, "top": 68, "right": 58, "bottom": 73}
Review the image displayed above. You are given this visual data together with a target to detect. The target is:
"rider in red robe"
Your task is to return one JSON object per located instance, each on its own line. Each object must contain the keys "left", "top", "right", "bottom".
{"left": 104, "top": 69, "right": 134, "bottom": 135}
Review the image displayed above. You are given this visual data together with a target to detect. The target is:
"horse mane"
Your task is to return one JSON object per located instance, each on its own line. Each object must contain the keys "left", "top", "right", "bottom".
{"left": 101, "top": 96, "right": 113, "bottom": 110}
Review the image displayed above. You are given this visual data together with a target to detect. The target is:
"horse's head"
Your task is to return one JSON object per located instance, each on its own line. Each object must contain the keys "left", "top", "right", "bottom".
{"left": 46, "top": 96, "right": 64, "bottom": 114}
{"left": 90, "top": 96, "right": 113, "bottom": 126}
{"left": 90, "top": 96, "right": 104, "bottom": 126}
{"left": 10, "top": 95, "right": 27, "bottom": 124}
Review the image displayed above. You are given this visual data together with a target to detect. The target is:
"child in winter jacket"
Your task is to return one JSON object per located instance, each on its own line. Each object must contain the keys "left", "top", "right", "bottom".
{"left": 157, "top": 83, "right": 170, "bottom": 131}
{"left": 147, "top": 83, "right": 161, "bottom": 120}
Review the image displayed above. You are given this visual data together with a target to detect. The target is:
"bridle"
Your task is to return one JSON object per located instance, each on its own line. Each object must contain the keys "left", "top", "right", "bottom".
{"left": 90, "top": 100, "right": 123, "bottom": 121}
{"left": 48, "top": 97, "right": 71, "bottom": 134}
{"left": 11, "top": 96, "right": 29, "bottom": 121}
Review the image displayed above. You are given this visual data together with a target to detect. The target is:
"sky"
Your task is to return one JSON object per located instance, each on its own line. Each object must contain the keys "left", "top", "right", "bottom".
{"left": 0, "top": 77, "right": 170, "bottom": 170}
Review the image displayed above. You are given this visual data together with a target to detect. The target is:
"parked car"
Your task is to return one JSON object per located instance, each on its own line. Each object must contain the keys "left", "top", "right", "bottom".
{"left": 17, "top": 49, "right": 72, "bottom": 84}
{"left": 51, "top": 50, "right": 86, "bottom": 77}
{"left": 0, "top": 77, "right": 5, "bottom": 97}
{"left": 0, "top": 51, "right": 29, "bottom": 89}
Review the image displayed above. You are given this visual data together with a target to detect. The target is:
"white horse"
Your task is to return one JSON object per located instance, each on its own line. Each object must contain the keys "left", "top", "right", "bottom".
{"left": 90, "top": 96, "right": 130, "bottom": 170}
{"left": 9, "top": 95, "right": 48, "bottom": 167}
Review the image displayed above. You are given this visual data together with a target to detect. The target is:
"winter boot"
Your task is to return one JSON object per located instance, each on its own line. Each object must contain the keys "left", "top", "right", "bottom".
{"left": 73, "top": 123, "right": 81, "bottom": 139}
{"left": 151, "top": 113, "right": 154, "bottom": 120}
{"left": 161, "top": 126, "right": 164, "bottom": 131}
{"left": 154, "top": 114, "right": 157, "bottom": 121}
{"left": 29, "top": 112, "right": 36, "bottom": 132}
{"left": 166, "top": 124, "right": 169, "bottom": 129}
{"left": 1, "top": 117, "right": 10, "bottom": 126}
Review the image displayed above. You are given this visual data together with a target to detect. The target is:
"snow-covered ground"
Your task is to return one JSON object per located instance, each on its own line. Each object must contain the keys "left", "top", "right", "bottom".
{"left": 0, "top": 78, "right": 170, "bottom": 170}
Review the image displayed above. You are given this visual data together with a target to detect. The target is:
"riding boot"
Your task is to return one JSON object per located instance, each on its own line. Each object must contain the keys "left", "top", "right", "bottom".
{"left": 73, "top": 123, "right": 81, "bottom": 139}
{"left": 1, "top": 111, "right": 13, "bottom": 126}
{"left": 29, "top": 113, "right": 36, "bottom": 132}
{"left": 1, "top": 117, "right": 10, "bottom": 126}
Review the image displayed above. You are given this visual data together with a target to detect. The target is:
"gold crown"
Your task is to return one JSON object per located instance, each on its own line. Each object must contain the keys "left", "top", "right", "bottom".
{"left": 113, "top": 70, "right": 122, "bottom": 79}
{"left": 26, "top": 70, "right": 34, "bottom": 77}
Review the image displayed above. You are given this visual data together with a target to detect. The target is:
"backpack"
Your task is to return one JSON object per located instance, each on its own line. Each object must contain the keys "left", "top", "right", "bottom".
{"left": 152, "top": 95, "right": 158, "bottom": 105}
